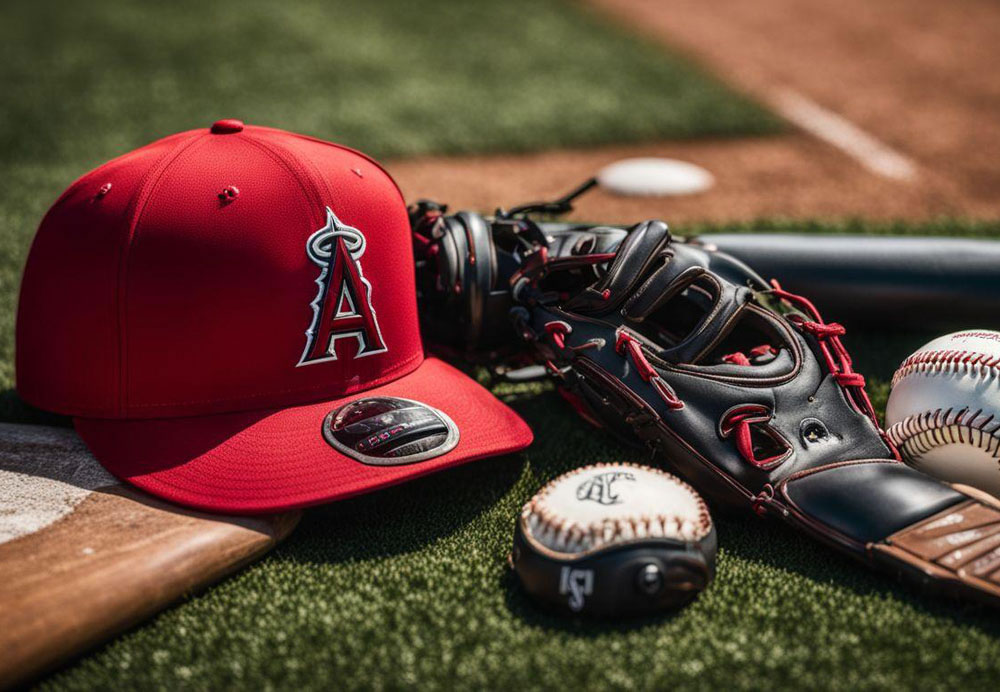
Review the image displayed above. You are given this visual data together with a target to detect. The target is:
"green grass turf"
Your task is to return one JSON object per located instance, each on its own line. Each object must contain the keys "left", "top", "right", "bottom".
{"left": 0, "top": 0, "right": 780, "bottom": 401}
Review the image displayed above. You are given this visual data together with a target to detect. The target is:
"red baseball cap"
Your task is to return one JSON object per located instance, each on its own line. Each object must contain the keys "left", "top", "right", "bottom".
{"left": 16, "top": 119, "right": 532, "bottom": 514}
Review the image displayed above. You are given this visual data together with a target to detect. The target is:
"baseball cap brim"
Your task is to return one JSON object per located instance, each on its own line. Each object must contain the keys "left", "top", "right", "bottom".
{"left": 74, "top": 358, "right": 532, "bottom": 514}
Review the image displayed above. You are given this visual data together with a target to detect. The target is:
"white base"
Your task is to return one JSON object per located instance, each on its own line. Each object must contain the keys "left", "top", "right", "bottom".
{"left": 597, "top": 158, "right": 715, "bottom": 197}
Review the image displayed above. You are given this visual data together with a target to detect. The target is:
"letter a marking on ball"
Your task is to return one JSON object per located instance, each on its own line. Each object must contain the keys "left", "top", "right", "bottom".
{"left": 576, "top": 471, "right": 636, "bottom": 505}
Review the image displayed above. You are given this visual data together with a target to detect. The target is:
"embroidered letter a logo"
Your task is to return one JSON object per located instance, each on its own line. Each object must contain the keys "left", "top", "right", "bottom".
{"left": 298, "top": 207, "right": 387, "bottom": 366}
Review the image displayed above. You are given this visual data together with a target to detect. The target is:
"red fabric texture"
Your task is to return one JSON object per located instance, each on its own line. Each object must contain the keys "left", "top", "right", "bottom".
{"left": 18, "top": 121, "right": 533, "bottom": 512}
{"left": 75, "top": 358, "right": 532, "bottom": 514}
{"left": 18, "top": 124, "right": 422, "bottom": 418}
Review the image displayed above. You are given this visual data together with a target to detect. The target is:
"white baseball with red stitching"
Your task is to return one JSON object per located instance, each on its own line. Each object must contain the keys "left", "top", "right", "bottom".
{"left": 520, "top": 463, "right": 712, "bottom": 555}
{"left": 886, "top": 330, "right": 1000, "bottom": 497}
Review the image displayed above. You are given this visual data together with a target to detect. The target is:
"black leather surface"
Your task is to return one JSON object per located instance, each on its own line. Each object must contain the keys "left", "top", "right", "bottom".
{"left": 565, "top": 220, "right": 670, "bottom": 314}
{"left": 524, "top": 225, "right": 900, "bottom": 494}
{"left": 456, "top": 212, "right": 494, "bottom": 344}
{"left": 697, "top": 233, "right": 1000, "bottom": 329}
{"left": 512, "top": 521, "right": 717, "bottom": 616}
{"left": 782, "top": 462, "right": 965, "bottom": 543}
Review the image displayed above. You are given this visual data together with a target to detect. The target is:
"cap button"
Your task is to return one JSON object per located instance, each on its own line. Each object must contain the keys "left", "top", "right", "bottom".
{"left": 210, "top": 119, "right": 244, "bottom": 134}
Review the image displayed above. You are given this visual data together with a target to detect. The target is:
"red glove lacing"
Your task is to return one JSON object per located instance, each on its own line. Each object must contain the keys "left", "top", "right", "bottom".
{"left": 719, "top": 404, "right": 788, "bottom": 470}
{"left": 615, "top": 331, "right": 685, "bottom": 410}
{"left": 768, "top": 280, "right": 882, "bottom": 430}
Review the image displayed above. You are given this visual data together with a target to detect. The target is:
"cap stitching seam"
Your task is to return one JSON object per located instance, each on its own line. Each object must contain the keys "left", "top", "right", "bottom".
{"left": 261, "top": 132, "right": 337, "bottom": 208}
{"left": 88, "top": 125, "right": 412, "bottom": 420}
{"left": 253, "top": 126, "right": 407, "bottom": 209}
{"left": 116, "top": 131, "right": 206, "bottom": 416}
{"left": 122, "top": 132, "right": 321, "bottom": 417}
{"left": 239, "top": 135, "right": 327, "bottom": 227}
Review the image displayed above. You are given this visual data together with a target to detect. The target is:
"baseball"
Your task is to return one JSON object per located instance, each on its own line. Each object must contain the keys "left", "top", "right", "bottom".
{"left": 886, "top": 330, "right": 1000, "bottom": 497}
{"left": 521, "top": 463, "right": 712, "bottom": 555}
{"left": 513, "top": 463, "right": 716, "bottom": 616}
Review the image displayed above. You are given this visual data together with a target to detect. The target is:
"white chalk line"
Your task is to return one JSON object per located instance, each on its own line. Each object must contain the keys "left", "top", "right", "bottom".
{"left": 0, "top": 423, "right": 117, "bottom": 545}
{"left": 769, "top": 89, "right": 918, "bottom": 181}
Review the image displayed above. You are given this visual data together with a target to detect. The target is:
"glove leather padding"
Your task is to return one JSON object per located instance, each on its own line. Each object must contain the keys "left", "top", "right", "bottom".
{"left": 518, "top": 220, "right": 1000, "bottom": 607}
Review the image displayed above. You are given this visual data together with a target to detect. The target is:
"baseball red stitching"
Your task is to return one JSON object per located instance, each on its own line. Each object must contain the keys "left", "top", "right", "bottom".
{"left": 892, "top": 349, "right": 1000, "bottom": 388}
{"left": 521, "top": 462, "right": 712, "bottom": 554}
{"left": 885, "top": 407, "right": 1000, "bottom": 460}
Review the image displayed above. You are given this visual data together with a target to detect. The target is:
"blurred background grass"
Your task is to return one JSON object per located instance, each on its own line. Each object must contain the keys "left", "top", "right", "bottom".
{"left": 0, "top": 0, "right": 780, "bottom": 398}
{"left": 0, "top": 0, "right": 780, "bottom": 163}
{"left": 3, "top": 0, "right": 999, "bottom": 689}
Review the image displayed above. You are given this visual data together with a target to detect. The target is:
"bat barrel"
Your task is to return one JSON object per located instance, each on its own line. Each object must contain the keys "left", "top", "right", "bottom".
{"left": 695, "top": 234, "right": 1000, "bottom": 330}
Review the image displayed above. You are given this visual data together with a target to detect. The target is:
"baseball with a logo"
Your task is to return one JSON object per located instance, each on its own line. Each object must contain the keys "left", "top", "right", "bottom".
{"left": 511, "top": 463, "right": 717, "bottom": 617}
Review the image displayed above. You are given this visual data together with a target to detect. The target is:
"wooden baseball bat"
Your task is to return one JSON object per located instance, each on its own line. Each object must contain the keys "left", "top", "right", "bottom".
{"left": 0, "top": 424, "right": 301, "bottom": 687}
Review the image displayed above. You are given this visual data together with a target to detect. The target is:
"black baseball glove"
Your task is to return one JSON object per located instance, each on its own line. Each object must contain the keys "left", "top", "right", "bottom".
{"left": 508, "top": 217, "right": 1000, "bottom": 607}
{"left": 411, "top": 199, "right": 1000, "bottom": 608}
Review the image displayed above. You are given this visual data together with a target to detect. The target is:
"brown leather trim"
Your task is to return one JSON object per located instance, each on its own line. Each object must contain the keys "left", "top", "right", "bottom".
{"left": 950, "top": 483, "right": 1000, "bottom": 511}
{"left": 870, "top": 500, "right": 1000, "bottom": 605}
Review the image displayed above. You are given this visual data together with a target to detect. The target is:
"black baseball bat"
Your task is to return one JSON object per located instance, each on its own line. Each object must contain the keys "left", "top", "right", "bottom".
{"left": 691, "top": 234, "right": 1000, "bottom": 330}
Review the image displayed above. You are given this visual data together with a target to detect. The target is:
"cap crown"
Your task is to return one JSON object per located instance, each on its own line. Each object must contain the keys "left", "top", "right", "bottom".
{"left": 17, "top": 123, "right": 421, "bottom": 419}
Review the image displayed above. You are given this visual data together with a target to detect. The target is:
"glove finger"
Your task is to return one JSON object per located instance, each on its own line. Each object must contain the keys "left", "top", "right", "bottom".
{"left": 563, "top": 220, "right": 671, "bottom": 314}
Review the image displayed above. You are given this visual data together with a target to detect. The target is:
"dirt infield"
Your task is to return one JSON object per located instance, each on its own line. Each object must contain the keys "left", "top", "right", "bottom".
{"left": 390, "top": 0, "right": 1000, "bottom": 223}
{"left": 390, "top": 134, "right": 959, "bottom": 224}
